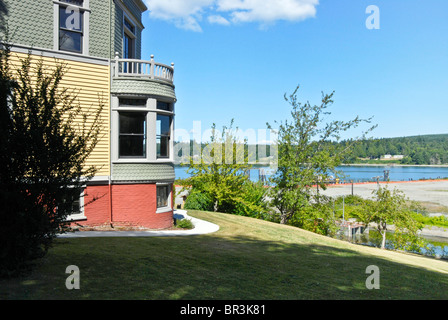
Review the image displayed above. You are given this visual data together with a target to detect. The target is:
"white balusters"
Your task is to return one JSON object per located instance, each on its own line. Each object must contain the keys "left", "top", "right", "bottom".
{"left": 114, "top": 54, "right": 174, "bottom": 83}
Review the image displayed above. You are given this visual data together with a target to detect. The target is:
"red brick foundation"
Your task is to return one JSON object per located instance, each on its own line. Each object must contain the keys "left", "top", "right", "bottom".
{"left": 75, "top": 183, "right": 174, "bottom": 229}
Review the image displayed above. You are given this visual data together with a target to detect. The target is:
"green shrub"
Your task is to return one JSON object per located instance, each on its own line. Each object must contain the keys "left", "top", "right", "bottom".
{"left": 234, "top": 181, "right": 270, "bottom": 219}
{"left": 184, "top": 190, "right": 214, "bottom": 212}
{"left": 412, "top": 213, "right": 448, "bottom": 228}
{"left": 175, "top": 218, "right": 194, "bottom": 229}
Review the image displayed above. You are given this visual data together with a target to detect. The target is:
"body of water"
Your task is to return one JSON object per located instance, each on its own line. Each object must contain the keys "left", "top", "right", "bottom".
{"left": 175, "top": 165, "right": 448, "bottom": 183}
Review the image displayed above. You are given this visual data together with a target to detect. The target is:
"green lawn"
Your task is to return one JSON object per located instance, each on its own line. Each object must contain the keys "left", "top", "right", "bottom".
{"left": 1, "top": 210, "right": 448, "bottom": 300}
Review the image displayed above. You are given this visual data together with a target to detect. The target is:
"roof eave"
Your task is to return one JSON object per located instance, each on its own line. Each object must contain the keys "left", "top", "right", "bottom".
{"left": 134, "top": 0, "right": 148, "bottom": 12}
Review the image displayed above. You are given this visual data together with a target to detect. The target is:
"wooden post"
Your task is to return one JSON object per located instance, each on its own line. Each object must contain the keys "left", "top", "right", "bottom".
{"left": 150, "top": 54, "right": 155, "bottom": 80}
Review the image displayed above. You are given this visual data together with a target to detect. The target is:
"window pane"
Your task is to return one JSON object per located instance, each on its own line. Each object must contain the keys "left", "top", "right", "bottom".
{"left": 119, "top": 98, "right": 147, "bottom": 107}
{"left": 157, "top": 136, "right": 169, "bottom": 158}
{"left": 119, "top": 135, "right": 146, "bottom": 157}
{"left": 71, "top": 198, "right": 81, "bottom": 214}
{"left": 124, "top": 33, "right": 134, "bottom": 59}
{"left": 59, "top": 6, "right": 83, "bottom": 32}
{"left": 120, "top": 112, "right": 145, "bottom": 134}
{"left": 119, "top": 112, "right": 146, "bottom": 157}
{"left": 124, "top": 19, "right": 135, "bottom": 34}
{"left": 157, "top": 101, "right": 171, "bottom": 111}
{"left": 60, "top": 0, "right": 84, "bottom": 6}
{"left": 157, "top": 186, "right": 169, "bottom": 208}
{"left": 59, "top": 30, "right": 82, "bottom": 53}
{"left": 156, "top": 115, "right": 171, "bottom": 136}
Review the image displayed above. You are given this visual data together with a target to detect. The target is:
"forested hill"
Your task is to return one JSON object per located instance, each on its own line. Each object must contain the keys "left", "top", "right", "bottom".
{"left": 341, "top": 134, "right": 448, "bottom": 165}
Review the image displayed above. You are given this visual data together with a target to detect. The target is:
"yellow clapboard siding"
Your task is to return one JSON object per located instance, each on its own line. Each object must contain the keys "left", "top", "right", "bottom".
{"left": 9, "top": 51, "right": 111, "bottom": 177}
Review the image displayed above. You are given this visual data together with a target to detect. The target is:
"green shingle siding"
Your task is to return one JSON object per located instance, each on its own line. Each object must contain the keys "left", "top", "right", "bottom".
{"left": 112, "top": 163, "right": 175, "bottom": 182}
{"left": 89, "top": 0, "right": 112, "bottom": 59}
{"left": 111, "top": 78, "right": 176, "bottom": 100}
{"left": 3, "top": 0, "right": 53, "bottom": 49}
{"left": 111, "top": 3, "right": 123, "bottom": 58}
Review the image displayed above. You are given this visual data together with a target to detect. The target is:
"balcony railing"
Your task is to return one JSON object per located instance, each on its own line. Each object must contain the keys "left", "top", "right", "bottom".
{"left": 113, "top": 53, "right": 174, "bottom": 83}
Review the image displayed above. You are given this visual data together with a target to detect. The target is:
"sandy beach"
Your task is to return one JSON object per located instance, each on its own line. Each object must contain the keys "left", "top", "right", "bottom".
{"left": 320, "top": 180, "right": 448, "bottom": 211}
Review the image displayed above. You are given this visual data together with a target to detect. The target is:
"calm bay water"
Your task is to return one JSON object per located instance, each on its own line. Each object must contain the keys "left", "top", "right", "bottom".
{"left": 175, "top": 165, "right": 448, "bottom": 183}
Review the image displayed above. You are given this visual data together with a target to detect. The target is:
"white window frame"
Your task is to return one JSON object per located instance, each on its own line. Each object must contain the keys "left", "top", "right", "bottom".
{"left": 53, "top": 0, "right": 90, "bottom": 55}
{"left": 156, "top": 100, "right": 175, "bottom": 161}
{"left": 118, "top": 110, "right": 147, "bottom": 159}
{"left": 65, "top": 188, "right": 87, "bottom": 222}
{"left": 156, "top": 183, "right": 172, "bottom": 213}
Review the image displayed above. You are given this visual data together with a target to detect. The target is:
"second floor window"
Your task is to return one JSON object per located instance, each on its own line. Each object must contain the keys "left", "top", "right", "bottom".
{"left": 119, "top": 112, "right": 147, "bottom": 158}
{"left": 59, "top": 0, "right": 85, "bottom": 53}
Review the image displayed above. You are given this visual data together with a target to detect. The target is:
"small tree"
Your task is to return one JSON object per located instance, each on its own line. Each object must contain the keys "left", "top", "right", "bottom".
{"left": 181, "top": 120, "right": 269, "bottom": 217}
{"left": 359, "top": 186, "right": 425, "bottom": 250}
{"left": 267, "top": 85, "right": 374, "bottom": 229}
{"left": 0, "top": 46, "right": 103, "bottom": 277}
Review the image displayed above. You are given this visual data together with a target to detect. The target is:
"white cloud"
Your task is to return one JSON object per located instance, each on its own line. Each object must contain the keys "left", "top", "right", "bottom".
{"left": 145, "top": 0, "right": 318, "bottom": 32}
{"left": 144, "top": 0, "right": 214, "bottom": 32}
{"left": 217, "top": 0, "right": 319, "bottom": 24}
{"left": 207, "top": 15, "right": 231, "bottom": 26}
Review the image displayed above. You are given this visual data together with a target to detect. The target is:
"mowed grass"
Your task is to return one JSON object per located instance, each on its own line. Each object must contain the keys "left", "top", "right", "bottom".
{"left": 1, "top": 210, "right": 448, "bottom": 300}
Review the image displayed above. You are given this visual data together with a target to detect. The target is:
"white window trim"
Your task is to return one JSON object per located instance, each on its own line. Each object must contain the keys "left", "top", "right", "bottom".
{"left": 53, "top": 0, "right": 90, "bottom": 55}
{"left": 65, "top": 188, "right": 87, "bottom": 222}
{"left": 156, "top": 183, "right": 172, "bottom": 213}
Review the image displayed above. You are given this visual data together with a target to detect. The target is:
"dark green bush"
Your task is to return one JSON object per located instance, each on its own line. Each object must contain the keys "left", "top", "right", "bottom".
{"left": 184, "top": 190, "right": 215, "bottom": 212}
{"left": 175, "top": 218, "right": 194, "bottom": 229}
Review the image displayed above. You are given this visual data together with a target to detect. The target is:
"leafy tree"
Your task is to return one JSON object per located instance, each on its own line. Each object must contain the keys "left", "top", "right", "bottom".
{"left": 0, "top": 46, "right": 103, "bottom": 277}
{"left": 357, "top": 186, "right": 425, "bottom": 250}
{"left": 267, "top": 85, "right": 375, "bottom": 229}
{"left": 180, "top": 120, "right": 269, "bottom": 217}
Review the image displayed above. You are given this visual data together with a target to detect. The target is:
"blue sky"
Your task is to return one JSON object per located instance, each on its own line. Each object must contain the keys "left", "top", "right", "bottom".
{"left": 141, "top": 0, "right": 448, "bottom": 142}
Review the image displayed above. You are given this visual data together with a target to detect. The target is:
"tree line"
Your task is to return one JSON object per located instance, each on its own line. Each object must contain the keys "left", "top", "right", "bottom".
{"left": 339, "top": 134, "right": 448, "bottom": 165}
{"left": 176, "top": 133, "right": 448, "bottom": 166}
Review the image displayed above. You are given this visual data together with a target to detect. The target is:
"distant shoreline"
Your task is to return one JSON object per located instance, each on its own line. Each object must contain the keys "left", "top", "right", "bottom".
{"left": 176, "top": 163, "right": 448, "bottom": 168}
{"left": 341, "top": 163, "right": 448, "bottom": 168}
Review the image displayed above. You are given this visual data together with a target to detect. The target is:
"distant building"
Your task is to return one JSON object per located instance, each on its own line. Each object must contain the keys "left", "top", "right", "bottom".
{"left": 380, "top": 155, "right": 404, "bottom": 160}
{"left": 2, "top": 0, "right": 176, "bottom": 229}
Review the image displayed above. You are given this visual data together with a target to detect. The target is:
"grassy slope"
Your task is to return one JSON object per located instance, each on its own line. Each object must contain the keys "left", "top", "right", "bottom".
{"left": 1, "top": 210, "right": 448, "bottom": 300}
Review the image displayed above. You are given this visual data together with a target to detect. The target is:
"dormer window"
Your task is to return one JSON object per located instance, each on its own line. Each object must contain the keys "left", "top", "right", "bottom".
{"left": 54, "top": 0, "right": 90, "bottom": 54}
